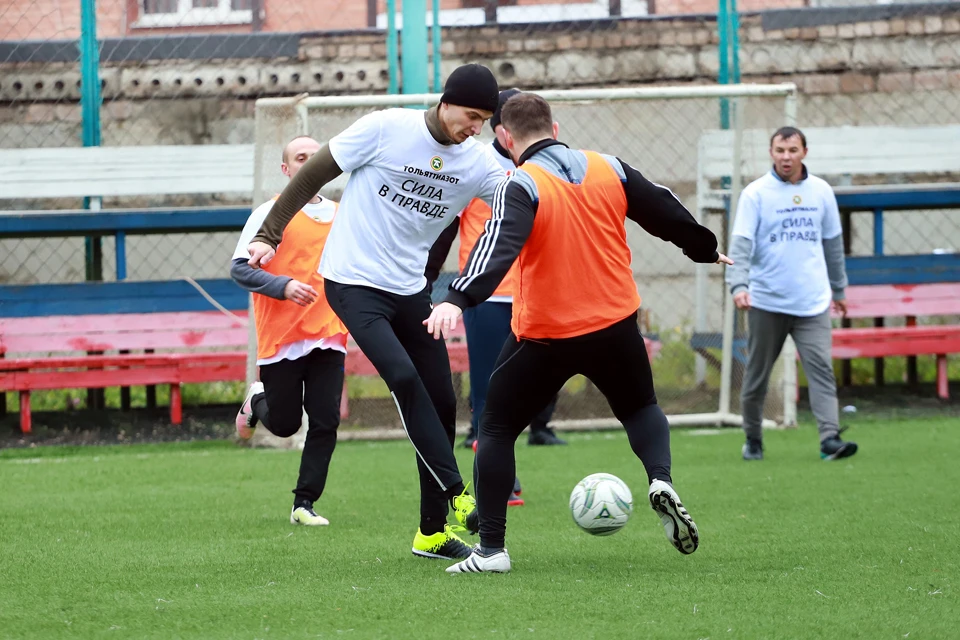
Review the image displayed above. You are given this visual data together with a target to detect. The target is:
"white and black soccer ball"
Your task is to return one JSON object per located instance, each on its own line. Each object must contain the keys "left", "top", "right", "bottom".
{"left": 569, "top": 473, "right": 633, "bottom": 536}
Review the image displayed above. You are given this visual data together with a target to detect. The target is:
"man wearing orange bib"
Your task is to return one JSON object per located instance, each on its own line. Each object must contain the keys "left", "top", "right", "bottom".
{"left": 426, "top": 94, "right": 733, "bottom": 574}
{"left": 427, "top": 89, "right": 564, "bottom": 452}
{"left": 231, "top": 136, "right": 348, "bottom": 527}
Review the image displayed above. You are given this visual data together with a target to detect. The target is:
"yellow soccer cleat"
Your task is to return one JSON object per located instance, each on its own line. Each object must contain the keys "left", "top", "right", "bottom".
{"left": 412, "top": 525, "right": 472, "bottom": 560}
{"left": 452, "top": 484, "right": 479, "bottom": 534}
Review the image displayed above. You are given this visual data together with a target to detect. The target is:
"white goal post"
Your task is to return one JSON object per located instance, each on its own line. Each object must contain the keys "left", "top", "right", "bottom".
{"left": 250, "top": 83, "right": 798, "bottom": 436}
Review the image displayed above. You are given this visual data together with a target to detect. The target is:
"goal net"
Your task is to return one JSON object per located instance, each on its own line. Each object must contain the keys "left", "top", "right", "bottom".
{"left": 250, "top": 83, "right": 799, "bottom": 444}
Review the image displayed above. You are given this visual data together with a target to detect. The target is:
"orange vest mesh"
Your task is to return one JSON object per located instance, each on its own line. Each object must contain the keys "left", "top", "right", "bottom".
{"left": 458, "top": 197, "right": 517, "bottom": 298}
{"left": 512, "top": 151, "right": 641, "bottom": 340}
{"left": 253, "top": 208, "right": 348, "bottom": 359}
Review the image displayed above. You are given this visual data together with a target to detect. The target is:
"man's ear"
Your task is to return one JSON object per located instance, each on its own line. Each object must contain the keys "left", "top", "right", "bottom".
{"left": 504, "top": 128, "right": 516, "bottom": 151}
{"left": 552, "top": 122, "right": 560, "bottom": 140}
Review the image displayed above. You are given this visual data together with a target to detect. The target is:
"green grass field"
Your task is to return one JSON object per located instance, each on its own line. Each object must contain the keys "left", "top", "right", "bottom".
{"left": 2, "top": 417, "right": 958, "bottom": 639}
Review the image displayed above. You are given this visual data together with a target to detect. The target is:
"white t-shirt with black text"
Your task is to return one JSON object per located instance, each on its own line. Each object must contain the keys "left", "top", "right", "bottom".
{"left": 732, "top": 170, "right": 842, "bottom": 317}
{"left": 323, "top": 108, "right": 506, "bottom": 295}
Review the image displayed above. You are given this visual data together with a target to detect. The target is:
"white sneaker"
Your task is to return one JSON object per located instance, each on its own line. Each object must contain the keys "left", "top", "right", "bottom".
{"left": 235, "top": 381, "right": 264, "bottom": 440}
{"left": 290, "top": 504, "right": 329, "bottom": 526}
{"left": 445, "top": 545, "right": 511, "bottom": 574}
{"left": 648, "top": 479, "right": 699, "bottom": 555}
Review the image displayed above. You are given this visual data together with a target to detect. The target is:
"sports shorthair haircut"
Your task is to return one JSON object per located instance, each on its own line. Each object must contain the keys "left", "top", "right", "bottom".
{"left": 770, "top": 126, "right": 807, "bottom": 149}
{"left": 499, "top": 93, "right": 554, "bottom": 141}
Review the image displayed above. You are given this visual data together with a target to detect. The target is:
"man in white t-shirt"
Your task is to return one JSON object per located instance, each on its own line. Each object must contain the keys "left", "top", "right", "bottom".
{"left": 245, "top": 64, "right": 505, "bottom": 561}
{"left": 231, "top": 136, "right": 349, "bottom": 526}
{"left": 726, "top": 126, "right": 858, "bottom": 461}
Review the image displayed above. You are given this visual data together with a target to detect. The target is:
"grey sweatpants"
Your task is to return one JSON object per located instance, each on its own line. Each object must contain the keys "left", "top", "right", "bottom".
{"left": 742, "top": 307, "right": 840, "bottom": 443}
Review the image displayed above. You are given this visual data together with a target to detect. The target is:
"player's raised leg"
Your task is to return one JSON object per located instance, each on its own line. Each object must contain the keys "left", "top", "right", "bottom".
{"left": 578, "top": 314, "right": 699, "bottom": 555}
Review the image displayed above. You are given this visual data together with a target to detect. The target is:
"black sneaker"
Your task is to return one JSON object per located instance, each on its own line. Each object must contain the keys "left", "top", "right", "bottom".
{"left": 528, "top": 427, "right": 567, "bottom": 446}
{"left": 820, "top": 433, "right": 858, "bottom": 461}
{"left": 513, "top": 476, "right": 522, "bottom": 495}
{"left": 462, "top": 431, "right": 477, "bottom": 449}
{"left": 742, "top": 438, "right": 763, "bottom": 461}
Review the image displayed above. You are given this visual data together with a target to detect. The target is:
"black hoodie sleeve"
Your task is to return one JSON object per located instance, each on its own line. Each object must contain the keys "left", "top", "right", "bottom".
{"left": 618, "top": 158, "right": 720, "bottom": 264}
{"left": 444, "top": 179, "right": 536, "bottom": 309}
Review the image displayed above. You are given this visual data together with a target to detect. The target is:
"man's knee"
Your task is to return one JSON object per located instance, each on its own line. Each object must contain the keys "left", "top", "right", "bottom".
{"left": 741, "top": 380, "right": 769, "bottom": 399}
{"left": 609, "top": 393, "right": 657, "bottom": 424}
{"left": 805, "top": 356, "right": 838, "bottom": 387}
{"left": 264, "top": 407, "right": 303, "bottom": 438}
{"left": 382, "top": 360, "right": 421, "bottom": 394}
{"left": 478, "top": 404, "right": 528, "bottom": 443}
{"left": 742, "top": 362, "right": 775, "bottom": 397}
{"left": 478, "top": 421, "right": 516, "bottom": 444}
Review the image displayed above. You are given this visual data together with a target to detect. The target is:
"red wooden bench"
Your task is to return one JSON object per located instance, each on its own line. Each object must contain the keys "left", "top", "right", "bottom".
{"left": 1, "top": 312, "right": 661, "bottom": 434}
{"left": 0, "top": 312, "right": 249, "bottom": 434}
{"left": 0, "top": 311, "right": 473, "bottom": 434}
{"left": 831, "top": 283, "right": 960, "bottom": 399}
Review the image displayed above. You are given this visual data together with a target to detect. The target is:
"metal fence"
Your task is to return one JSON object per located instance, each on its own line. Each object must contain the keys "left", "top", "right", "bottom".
{"left": 253, "top": 85, "right": 793, "bottom": 430}
{"left": 2, "top": 0, "right": 959, "bottom": 423}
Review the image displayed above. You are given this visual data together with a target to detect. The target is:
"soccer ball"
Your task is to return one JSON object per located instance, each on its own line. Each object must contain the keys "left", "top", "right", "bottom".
{"left": 569, "top": 473, "right": 633, "bottom": 536}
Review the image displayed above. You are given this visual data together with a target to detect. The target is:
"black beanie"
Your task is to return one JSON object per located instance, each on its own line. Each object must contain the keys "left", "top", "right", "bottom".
{"left": 440, "top": 64, "right": 499, "bottom": 114}
{"left": 489, "top": 88, "right": 521, "bottom": 132}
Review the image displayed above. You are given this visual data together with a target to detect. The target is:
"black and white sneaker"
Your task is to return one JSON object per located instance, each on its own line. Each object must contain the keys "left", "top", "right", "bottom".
{"left": 742, "top": 438, "right": 764, "bottom": 461}
{"left": 820, "top": 433, "right": 858, "bottom": 461}
{"left": 446, "top": 545, "right": 511, "bottom": 574}
{"left": 649, "top": 480, "right": 699, "bottom": 555}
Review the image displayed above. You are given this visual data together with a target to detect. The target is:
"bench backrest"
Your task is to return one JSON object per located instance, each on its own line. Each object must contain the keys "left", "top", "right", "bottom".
{"left": 0, "top": 311, "right": 248, "bottom": 356}
{"left": 699, "top": 125, "right": 960, "bottom": 182}
{"left": 840, "top": 283, "right": 960, "bottom": 319}
{"left": 0, "top": 144, "right": 254, "bottom": 200}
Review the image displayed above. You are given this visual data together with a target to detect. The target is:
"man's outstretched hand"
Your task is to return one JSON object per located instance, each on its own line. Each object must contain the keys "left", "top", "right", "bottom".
{"left": 424, "top": 302, "right": 463, "bottom": 340}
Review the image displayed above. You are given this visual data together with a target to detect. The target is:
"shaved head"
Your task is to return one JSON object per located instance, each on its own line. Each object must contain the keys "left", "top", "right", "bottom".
{"left": 282, "top": 136, "right": 320, "bottom": 164}
{"left": 280, "top": 136, "right": 322, "bottom": 181}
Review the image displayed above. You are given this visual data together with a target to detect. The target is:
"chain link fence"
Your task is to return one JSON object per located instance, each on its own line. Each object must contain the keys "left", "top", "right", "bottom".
{"left": 2, "top": 0, "right": 959, "bottom": 424}
{"left": 255, "top": 86, "right": 795, "bottom": 431}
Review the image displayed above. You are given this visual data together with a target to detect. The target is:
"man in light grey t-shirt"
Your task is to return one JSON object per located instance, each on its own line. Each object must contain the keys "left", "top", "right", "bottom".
{"left": 726, "top": 126, "right": 858, "bottom": 462}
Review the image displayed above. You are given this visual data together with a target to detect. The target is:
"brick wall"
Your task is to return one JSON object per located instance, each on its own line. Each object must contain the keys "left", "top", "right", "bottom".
{"left": 653, "top": 0, "right": 804, "bottom": 14}
{"left": 1, "top": 0, "right": 816, "bottom": 40}
{"left": 0, "top": 4, "right": 956, "bottom": 188}
{"left": 3, "top": 9, "right": 959, "bottom": 108}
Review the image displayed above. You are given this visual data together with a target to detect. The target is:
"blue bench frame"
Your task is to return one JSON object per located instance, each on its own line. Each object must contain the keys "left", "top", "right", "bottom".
{"left": 1, "top": 207, "right": 251, "bottom": 285}
{"left": 837, "top": 186, "right": 960, "bottom": 285}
